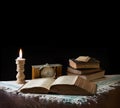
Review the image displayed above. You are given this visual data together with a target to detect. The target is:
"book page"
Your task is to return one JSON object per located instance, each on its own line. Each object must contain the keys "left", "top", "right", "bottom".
{"left": 20, "top": 78, "right": 55, "bottom": 90}
{"left": 51, "top": 75, "right": 78, "bottom": 86}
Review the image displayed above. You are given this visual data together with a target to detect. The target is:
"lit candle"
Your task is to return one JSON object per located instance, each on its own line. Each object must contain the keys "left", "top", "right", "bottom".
{"left": 17, "top": 48, "right": 24, "bottom": 60}
{"left": 16, "top": 48, "right": 26, "bottom": 84}
{"left": 19, "top": 48, "right": 22, "bottom": 58}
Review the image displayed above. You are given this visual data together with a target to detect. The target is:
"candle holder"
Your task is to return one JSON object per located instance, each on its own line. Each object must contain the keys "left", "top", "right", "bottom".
{"left": 16, "top": 58, "right": 26, "bottom": 84}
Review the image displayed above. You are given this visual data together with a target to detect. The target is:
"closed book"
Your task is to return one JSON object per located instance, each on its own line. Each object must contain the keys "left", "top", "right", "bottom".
{"left": 67, "top": 70, "right": 105, "bottom": 81}
{"left": 69, "top": 58, "right": 100, "bottom": 69}
{"left": 67, "top": 66, "right": 102, "bottom": 75}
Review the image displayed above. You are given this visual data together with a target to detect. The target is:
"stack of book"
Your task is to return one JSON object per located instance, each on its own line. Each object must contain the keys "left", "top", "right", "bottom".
{"left": 67, "top": 56, "right": 105, "bottom": 81}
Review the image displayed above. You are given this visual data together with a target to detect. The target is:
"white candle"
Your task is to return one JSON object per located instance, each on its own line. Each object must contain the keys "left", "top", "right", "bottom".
{"left": 16, "top": 48, "right": 26, "bottom": 84}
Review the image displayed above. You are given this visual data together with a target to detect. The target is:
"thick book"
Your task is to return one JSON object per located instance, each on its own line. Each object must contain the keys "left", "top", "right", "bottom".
{"left": 69, "top": 58, "right": 100, "bottom": 69}
{"left": 67, "top": 70, "right": 105, "bottom": 81}
{"left": 18, "top": 75, "right": 97, "bottom": 95}
{"left": 67, "top": 66, "right": 102, "bottom": 75}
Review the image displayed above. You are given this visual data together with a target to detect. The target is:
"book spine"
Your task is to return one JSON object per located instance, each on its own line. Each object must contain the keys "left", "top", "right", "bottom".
{"left": 67, "top": 67, "right": 82, "bottom": 75}
{"left": 83, "top": 70, "right": 105, "bottom": 81}
{"left": 77, "top": 64, "right": 100, "bottom": 69}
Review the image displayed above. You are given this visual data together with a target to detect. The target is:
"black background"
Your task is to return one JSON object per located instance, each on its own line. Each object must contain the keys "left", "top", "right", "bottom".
{"left": 1, "top": 9, "right": 119, "bottom": 80}
{"left": 1, "top": 36, "right": 119, "bottom": 81}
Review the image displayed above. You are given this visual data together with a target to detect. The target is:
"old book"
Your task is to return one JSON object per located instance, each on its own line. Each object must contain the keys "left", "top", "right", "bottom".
{"left": 69, "top": 58, "right": 100, "bottom": 69}
{"left": 67, "top": 66, "right": 102, "bottom": 75}
{"left": 67, "top": 70, "right": 105, "bottom": 81}
{"left": 18, "top": 75, "right": 97, "bottom": 95}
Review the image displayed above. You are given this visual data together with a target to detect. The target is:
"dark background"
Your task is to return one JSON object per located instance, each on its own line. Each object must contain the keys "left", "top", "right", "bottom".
{"left": 1, "top": 38, "right": 119, "bottom": 81}
{"left": 1, "top": 7, "right": 119, "bottom": 81}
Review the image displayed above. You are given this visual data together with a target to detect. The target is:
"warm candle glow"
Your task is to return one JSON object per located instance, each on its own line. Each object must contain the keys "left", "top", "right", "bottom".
{"left": 19, "top": 48, "right": 22, "bottom": 58}
{"left": 16, "top": 48, "right": 25, "bottom": 84}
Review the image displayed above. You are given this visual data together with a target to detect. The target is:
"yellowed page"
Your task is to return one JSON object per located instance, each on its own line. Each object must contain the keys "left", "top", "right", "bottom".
{"left": 20, "top": 78, "right": 55, "bottom": 90}
{"left": 75, "top": 56, "right": 91, "bottom": 62}
{"left": 51, "top": 75, "right": 78, "bottom": 86}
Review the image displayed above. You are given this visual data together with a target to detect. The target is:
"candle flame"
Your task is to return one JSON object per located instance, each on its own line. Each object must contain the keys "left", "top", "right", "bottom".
{"left": 19, "top": 48, "right": 22, "bottom": 58}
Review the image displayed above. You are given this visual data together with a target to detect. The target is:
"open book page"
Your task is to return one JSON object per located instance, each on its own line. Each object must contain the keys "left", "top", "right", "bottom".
{"left": 18, "top": 75, "right": 98, "bottom": 95}
{"left": 19, "top": 78, "right": 55, "bottom": 93}
{"left": 50, "top": 75, "right": 97, "bottom": 95}
{"left": 50, "top": 75, "right": 80, "bottom": 95}
{"left": 51, "top": 75, "right": 78, "bottom": 86}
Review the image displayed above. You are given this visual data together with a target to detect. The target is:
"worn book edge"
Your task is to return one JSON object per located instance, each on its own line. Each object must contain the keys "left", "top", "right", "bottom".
{"left": 69, "top": 59, "right": 100, "bottom": 69}
{"left": 67, "top": 66, "right": 102, "bottom": 75}
{"left": 67, "top": 70, "right": 105, "bottom": 81}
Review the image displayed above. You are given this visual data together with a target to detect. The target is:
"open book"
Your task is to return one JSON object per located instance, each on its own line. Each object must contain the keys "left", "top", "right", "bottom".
{"left": 18, "top": 75, "right": 97, "bottom": 95}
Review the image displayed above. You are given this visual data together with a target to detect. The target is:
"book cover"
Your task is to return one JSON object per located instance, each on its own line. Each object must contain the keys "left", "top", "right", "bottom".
{"left": 67, "top": 66, "right": 102, "bottom": 75}
{"left": 69, "top": 58, "right": 100, "bottom": 69}
{"left": 67, "top": 70, "right": 105, "bottom": 81}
